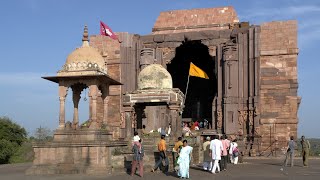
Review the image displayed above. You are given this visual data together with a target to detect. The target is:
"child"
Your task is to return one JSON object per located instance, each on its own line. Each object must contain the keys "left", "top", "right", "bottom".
{"left": 132, "top": 132, "right": 141, "bottom": 153}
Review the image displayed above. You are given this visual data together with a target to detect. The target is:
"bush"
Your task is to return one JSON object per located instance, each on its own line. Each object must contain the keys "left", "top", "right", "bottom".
{"left": 0, "top": 139, "right": 17, "bottom": 164}
{"left": 9, "top": 140, "right": 34, "bottom": 163}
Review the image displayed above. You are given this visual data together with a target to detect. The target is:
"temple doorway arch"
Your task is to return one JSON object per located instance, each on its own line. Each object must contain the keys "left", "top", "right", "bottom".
{"left": 167, "top": 39, "right": 217, "bottom": 127}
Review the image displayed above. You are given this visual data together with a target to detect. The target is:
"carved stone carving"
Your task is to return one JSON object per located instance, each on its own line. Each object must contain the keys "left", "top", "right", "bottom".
{"left": 217, "top": 110, "right": 223, "bottom": 129}
{"left": 120, "top": 112, "right": 125, "bottom": 128}
{"left": 60, "top": 61, "right": 106, "bottom": 74}
{"left": 222, "top": 38, "right": 238, "bottom": 61}
{"left": 254, "top": 127, "right": 261, "bottom": 136}
{"left": 131, "top": 111, "right": 137, "bottom": 129}
{"left": 162, "top": 47, "right": 175, "bottom": 64}
{"left": 248, "top": 110, "right": 254, "bottom": 126}
{"left": 208, "top": 46, "right": 217, "bottom": 57}
{"left": 140, "top": 48, "right": 155, "bottom": 69}
{"left": 238, "top": 110, "right": 248, "bottom": 126}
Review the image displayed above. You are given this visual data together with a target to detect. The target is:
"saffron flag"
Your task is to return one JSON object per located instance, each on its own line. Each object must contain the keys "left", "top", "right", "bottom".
{"left": 100, "top": 21, "right": 118, "bottom": 40}
{"left": 189, "top": 62, "right": 209, "bottom": 79}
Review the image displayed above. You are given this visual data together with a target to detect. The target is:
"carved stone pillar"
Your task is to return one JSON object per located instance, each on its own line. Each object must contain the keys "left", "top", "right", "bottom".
{"left": 132, "top": 111, "right": 137, "bottom": 130}
{"left": 217, "top": 110, "right": 223, "bottom": 131}
{"left": 59, "top": 97, "right": 66, "bottom": 129}
{"left": 103, "top": 96, "right": 109, "bottom": 124}
{"left": 227, "top": 62, "right": 232, "bottom": 89}
{"left": 169, "top": 105, "right": 180, "bottom": 138}
{"left": 101, "top": 85, "right": 109, "bottom": 125}
{"left": 72, "top": 87, "right": 81, "bottom": 129}
{"left": 249, "top": 110, "right": 254, "bottom": 136}
{"left": 122, "top": 105, "right": 135, "bottom": 139}
{"left": 128, "top": 107, "right": 136, "bottom": 139}
{"left": 58, "top": 85, "right": 68, "bottom": 129}
{"left": 222, "top": 38, "right": 239, "bottom": 135}
{"left": 89, "top": 85, "right": 98, "bottom": 129}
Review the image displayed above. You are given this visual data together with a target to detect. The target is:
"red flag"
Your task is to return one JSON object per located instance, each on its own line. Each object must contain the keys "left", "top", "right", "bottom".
{"left": 100, "top": 21, "right": 118, "bottom": 40}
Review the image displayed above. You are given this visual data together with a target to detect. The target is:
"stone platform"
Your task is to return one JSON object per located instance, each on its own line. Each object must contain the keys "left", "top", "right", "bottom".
{"left": 26, "top": 129, "right": 127, "bottom": 175}
{"left": 2, "top": 158, "right": 320, "bottom": 179}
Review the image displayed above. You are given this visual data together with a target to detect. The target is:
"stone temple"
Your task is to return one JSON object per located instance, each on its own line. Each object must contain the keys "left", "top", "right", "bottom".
{"left": 27, "top": 6, "right": 300, "bottom": 174}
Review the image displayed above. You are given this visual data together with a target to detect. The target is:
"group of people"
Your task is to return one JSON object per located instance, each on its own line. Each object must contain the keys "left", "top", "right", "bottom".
{"left": 284, "top": 135, "right": 311, "bottom": 167}
{"left": 132, "top": 133, "right": 239, "bottom": 179}
{"left": 181, "top": 120, "right": 210, "bottom": 137}
{"left": 131, "top": 131, "right": 194, "bottom": 178}
{"left": 151, "top": 135, "right": 194, "bottom": 179}
{"left": 130, "top": 129, "right": 312, "bottom": 178}
{"left": 202, "top": 135, "right": 240, "bottom": 174}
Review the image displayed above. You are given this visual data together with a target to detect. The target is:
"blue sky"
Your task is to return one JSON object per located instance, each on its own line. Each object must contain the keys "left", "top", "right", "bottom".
{"left": 0, "top": 0, "right": 319, "bottom": 137}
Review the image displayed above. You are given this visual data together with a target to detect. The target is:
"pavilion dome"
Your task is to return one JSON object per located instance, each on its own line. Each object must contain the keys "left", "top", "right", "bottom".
{"left": 138, "top": 64, "right": 173, "bottom": 90}
{"left": 59, "top": 25, "right": 106, "bottom": 74}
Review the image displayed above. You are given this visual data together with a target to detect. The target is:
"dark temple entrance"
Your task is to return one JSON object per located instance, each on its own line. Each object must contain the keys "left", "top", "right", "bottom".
{"left": 167, "top": 40, "right": 217, "bottom": 125}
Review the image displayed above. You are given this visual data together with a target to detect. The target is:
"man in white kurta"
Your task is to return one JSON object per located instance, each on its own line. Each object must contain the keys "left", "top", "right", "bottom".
{"left": 209, "top": 135, "right": 223, "bottom": 174}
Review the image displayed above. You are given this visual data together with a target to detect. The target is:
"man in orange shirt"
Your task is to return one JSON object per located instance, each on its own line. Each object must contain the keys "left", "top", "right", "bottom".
{"left": 152, "top": 135, "right": 169, "bottom": 175}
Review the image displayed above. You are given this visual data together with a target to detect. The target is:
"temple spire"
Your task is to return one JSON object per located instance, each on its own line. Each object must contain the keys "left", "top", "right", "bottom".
{"left": 82, "top": 25, "right": 89, "bottom": 47}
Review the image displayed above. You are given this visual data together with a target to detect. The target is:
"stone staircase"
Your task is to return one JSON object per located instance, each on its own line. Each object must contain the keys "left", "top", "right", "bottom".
{"left": 110, "top": 133, "right": 201, "bottom": 173}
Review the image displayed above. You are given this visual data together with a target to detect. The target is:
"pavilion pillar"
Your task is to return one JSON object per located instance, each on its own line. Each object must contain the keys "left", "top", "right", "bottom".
{"left": 72, "top": 87, "right": 81, "bottom": 129}
{"left": 58, "top": 85, "right": 68, "bottom": 129}
{"left": 103, "top": 97, "right": 109, "bottom": 124}
{"left": 102, "top": 85, "right": 109, "bottom": 125}
{"left": 89, "top": 84, "right": 98, "bottom": 129}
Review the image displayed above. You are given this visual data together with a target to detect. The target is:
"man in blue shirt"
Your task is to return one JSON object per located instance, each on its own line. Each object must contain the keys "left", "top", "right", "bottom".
{"left": 284, "top": 136, "right": 295, "bottom": 167}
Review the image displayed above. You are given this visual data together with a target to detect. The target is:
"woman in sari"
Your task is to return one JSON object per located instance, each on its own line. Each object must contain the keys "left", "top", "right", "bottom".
{"left": 177, "top": 140, "right": 193, "bottom": 179}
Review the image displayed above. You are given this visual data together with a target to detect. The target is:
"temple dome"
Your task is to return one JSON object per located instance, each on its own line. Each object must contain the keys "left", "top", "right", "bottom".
{"left": 59, "top": 25, "right": 106, "bottom": 74}
{"left": 138, "top": 64, "right": 173, "bottom": 90}
{"left": 64, "top": 45, "right": 105, "bottom": 68}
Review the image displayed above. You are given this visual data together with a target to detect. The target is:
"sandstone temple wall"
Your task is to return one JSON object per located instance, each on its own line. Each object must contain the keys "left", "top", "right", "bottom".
{"left": 90, "top": 35, "right": 122, "bottom": 138}
{"left": 152, "top": 6, "right": 239, "bottom": 34}
{"left": 259, "top": 20, "right": 300, "bottom": 152}
{"left": 89, "top": 7, "right": 300, "bottom": 156}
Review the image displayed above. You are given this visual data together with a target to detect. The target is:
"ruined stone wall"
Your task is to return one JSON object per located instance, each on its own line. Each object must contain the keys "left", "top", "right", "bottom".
{"left": 90, "top": 35, "right": 122, "bottom": 137}
{"left": 259, "top": 20, "right": 300, "bottom": 153}
{"left": 152, "top": 6, "right": 239, "bottom": 34}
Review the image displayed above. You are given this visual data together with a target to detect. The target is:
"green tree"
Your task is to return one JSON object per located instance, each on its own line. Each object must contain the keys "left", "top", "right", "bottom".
{"left": 0, "top": 116, "right": 27, "bottom": 164}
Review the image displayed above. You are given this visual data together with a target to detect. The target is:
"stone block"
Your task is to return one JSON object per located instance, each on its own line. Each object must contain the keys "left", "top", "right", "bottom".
{"left": 184, "top": 31, "right": 207, "bottom": 40}
{"left": 158, "top": 42, "right": 182, "bottom": 48}
{"left": 153, "top": 34, "right": 165, "bottom": 42}
{"left": 201, "top": 30, "right": 220, "bottom": 39}
{"left": 164, "top": 34, "right": 185, "bottom": 42}
{"left": 219, "top": 29, "right": 232, "bottom": 38}
{"left": 140, "top": 35, "right": 154, "bottom": 43}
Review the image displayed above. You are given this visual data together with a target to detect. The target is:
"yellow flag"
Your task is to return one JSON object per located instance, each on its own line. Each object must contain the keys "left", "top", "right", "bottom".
{"left": 189, "top": 62, "right": 209, "bottom": 79}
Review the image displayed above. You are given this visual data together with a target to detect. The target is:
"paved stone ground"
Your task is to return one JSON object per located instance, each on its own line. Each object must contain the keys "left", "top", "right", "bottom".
{"left": 1, "top": 158, "right": 320, "bottom": 180}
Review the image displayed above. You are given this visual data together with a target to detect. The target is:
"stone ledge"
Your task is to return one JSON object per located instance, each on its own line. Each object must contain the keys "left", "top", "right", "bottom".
{"left": 259, "top": 118, "right": 298, "bottom": 124}
{"left": 260, "top": 48, "right": 299, "bottom": 56}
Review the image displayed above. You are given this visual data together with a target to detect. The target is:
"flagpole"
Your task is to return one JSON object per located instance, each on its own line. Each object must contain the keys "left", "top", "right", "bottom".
{"left": 182, "top": 74, "right": 190, "bottom": 115}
